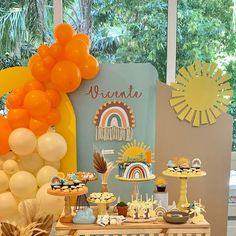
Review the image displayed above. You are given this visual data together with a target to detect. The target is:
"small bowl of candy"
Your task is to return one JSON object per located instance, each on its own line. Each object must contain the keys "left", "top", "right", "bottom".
{"left": 164, "top": 210, "right": 189, "bottom": 224}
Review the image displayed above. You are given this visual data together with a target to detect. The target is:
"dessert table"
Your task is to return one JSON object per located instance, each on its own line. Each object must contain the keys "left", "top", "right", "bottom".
{"left": 55, "top": 210, "right": 210, "bottom": 236}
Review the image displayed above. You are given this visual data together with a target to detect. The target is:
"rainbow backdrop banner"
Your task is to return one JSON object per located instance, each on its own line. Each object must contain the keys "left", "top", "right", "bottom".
{"left": 94, "top": 101, "right": 135, "bottom": 141}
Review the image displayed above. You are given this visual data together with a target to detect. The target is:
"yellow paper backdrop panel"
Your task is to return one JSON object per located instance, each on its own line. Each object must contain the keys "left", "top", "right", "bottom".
{"left": 0, "top": 66, "right": 77, "bottom": 172}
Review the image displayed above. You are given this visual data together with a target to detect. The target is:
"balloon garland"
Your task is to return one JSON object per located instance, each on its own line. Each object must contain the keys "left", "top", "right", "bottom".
{"left": 4, "top": 23, "right": 99, "bottom": 136}
{"left": 0, "top": 23, "right": 99, "bottom": 221}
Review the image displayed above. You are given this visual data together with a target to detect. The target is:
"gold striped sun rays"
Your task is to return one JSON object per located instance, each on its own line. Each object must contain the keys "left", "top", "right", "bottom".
{"left": 170, "top": 60, "right": 233, "bottom": 127}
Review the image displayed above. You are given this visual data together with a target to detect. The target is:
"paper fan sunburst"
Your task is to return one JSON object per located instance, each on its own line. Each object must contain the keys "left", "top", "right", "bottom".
{"left": 117, "top": 140, "right": 154, "bottom": 163}
{"left": 170, "top": 60, "right": 233, "bottom": 126}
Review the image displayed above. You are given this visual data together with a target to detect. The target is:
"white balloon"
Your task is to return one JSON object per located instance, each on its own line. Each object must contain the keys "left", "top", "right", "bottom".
{"left": 36, "top": 166, "right": 58, "bottom": 187}
{"left": 3, "top": 160, "right": 19, "bottom": 175}
{"left": 37, "top": 132, "right": 67, "bottom": 162}
{"left": 0, "top": 170, "right": 9, "bottom": 192}
{"left": 0, "top": 152, "right": 17, "bottom": 161}
{"left": 9, "top": 171, "right": 37, "bottom": 199}
{"left": 44, "top": 160, "right": 61, "bottom": 170}
{"left": 9, "top": 128, "right": 37, "bottom": 156}
{"left": 0, "top": 192, "right": 18, "bottom": 218}
{"left": 18, "top": 198, "right": 37, "bottom": 225}
{"left": 18, "top": 153, "right": 44, "bottom": 174}
{"left": 0, "top": 211, "right": 23, "bottom": 225}
{"left": 36, "top": 183, "right": 64, "bottom": 219}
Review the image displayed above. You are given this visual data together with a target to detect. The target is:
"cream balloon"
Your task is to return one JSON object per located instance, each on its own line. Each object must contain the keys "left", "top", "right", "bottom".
{"left": 0, "top": 152, "right": 17, "bottom": 161}
{"left": 36, "top": 183, "right": 64, "bottom": 219}
{"left": 18, "top": 198, "right": 37, "bottom": 225}
{"left": 9, "top": 128, "right": 37, "bottom": 156}
{"left": 18, "top": 153, "right": 44, "bottom": 174}
{"left": 0, "top": 192, "right": 18, "bottom": 218}
{"left": 0, "top": 170, "right": 9, "bottom": 193}
{"left": 9, "top": 171, "right": 37, "bottom": 199}
{"left": 44, "top": 160, "right": 61, "bottom": 170}
{"left": 0, "top": 159, "right": 3, "bottom": 169}
{"left": 0, "top": 211, "right": 23, "bottom": 225}
{"left": 3, "top": 160, "right": 19, "bottom": 175}
{"left": 36, "top": 166, "right": 58, "bottom": 187}
{"left": 37, "top": 132, "right": 67, "bottom": 162}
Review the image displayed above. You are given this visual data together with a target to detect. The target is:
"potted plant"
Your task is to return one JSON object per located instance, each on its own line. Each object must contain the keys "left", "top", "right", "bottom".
{"left": 155, "top": 176, "right": 167, "bottom": 192}
{"left": 116, "top": 201, "right": 128, "bottom": 217}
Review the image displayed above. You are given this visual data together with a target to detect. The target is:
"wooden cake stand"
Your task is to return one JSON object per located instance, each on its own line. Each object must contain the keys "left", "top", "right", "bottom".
{"left": 74, "top": 174, "right": 97, "bottom": 211}
{"left": 47, "top": 187, "right": 88, "bottom": 223}
{"left": 115, "top": 175, "right": 155, "bottom": 198}
{"left": 163, "top": 170, "right": 206, "bottom": 211}
{"left": 87, "top": 198, "right": 116, "bottom": 215}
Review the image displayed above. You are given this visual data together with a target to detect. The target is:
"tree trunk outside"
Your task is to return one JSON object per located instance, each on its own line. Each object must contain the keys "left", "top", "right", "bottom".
{"left": 79, "top": 0, "right": 92, "bottom": 35}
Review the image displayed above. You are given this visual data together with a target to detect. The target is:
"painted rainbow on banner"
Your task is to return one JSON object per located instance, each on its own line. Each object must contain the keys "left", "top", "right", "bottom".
{"left": 123, "top": 162, "right": 151, "bottom": 179}
{"left": 93, "top": 101, "right": 135, "bottom": 141}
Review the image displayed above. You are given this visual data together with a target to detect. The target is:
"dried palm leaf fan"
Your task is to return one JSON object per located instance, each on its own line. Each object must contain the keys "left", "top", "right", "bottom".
{"left": 93, "top": 152, "right": 115, "bottom": 192}
{"left": 93, "top": 152, "right": 107, "bottom": 173}
{"left": 1, "top": 221, "right": 49, "bottom": 236}
{"left": 0, "top": 199, "right": 54, "bottom": 236}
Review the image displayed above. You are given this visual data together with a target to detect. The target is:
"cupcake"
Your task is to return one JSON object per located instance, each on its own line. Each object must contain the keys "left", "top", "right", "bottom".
{"left": 155, "top": 176, "right": 167, "bottom": 192}
{"left": 167, "top": 160, "right": 174, "bottom": 168}
{"left": 191, "top": 158, "right": 201, "bottom": 169}
{"left": 51, "top": 176, "right": 62, "bottom": 190}
{"left": 73, "top": 179, "right": 82, "bottom": 186}
{"left": 68, "top": 181, "right": 74, "bottom": 189}
{"left": 178, "top": 157, "right": 190, "bottom": 170}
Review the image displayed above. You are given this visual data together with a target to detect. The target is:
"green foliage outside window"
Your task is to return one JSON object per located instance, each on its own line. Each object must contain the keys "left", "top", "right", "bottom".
{"left": 0, "top": 0, "right": 235, "bottom": 149}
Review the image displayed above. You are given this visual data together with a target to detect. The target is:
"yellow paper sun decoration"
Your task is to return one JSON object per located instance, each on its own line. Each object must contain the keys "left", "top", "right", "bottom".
{"left": 170, "top": 60, "right": 233, "bottom": 126}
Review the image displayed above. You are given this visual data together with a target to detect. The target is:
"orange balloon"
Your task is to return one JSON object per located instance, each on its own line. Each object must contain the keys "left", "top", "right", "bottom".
{"left": 0, "top": 116, "right": 12, "bottom": 155}
{"left": 42, "top": 55, "right": 55, "bottom": 69}
{"left": 46, "top": 108, "right": 61, "bottom": 125}
{"left": 24, "top": 90, "right": 51, "bottom": 118}
{"left": 65, "top": 39, "right": 89, "bottom": 66}
{"left": 51, "top": 61, "right": 82, "bottom": 93}
{"left": 45, "top": 89, "right": 61, "bottom": 108}
{"left": 54, "top": 23, "right": 75, "bottom": 45}
{"left": 38, "top": 44, "right": 50, "bottom": 58}
{"left": 73, "top": 33, "right": 91, "bottom": 47}
{"left": 28, "top": 54, "right": 41, "bottom": 69}
{"left": 80, "top": 55, "right": 100, "bottom": 80}
{"left": 6, "top": 88, "right": 25, "bottom": 109}
{"left": 31, "top": 59, "right": 51, "bottom": 82}
{"left": 49, "top": 43, "right": 63, "bottom": 59}
{"left": 24, "top": 80, "right": 45, "bottom": 93}
{"left": 7, "top": 109, "right": 30, "bottom": 129}
{"left": 29, "top": 118, "right": 49, "bottom": 136}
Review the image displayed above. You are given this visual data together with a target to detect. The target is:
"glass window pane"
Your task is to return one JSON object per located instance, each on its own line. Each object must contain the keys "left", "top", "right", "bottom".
{"left": 64, "top": 0, "right": 168, "bottom": 82}
{"left": 177, "top": 0, "right": 236, "bottom": 150}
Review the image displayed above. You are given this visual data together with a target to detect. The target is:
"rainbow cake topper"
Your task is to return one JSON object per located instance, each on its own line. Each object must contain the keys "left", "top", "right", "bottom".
{"left": 93, "top": 101, "right": 135, "bottom": 141}
{"left": 123, "top": 162, "right": 151, "bottom": 179}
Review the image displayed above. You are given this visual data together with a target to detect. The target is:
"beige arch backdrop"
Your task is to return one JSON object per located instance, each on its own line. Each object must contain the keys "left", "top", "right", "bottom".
{"left": 156, "top": 81, "right": 233, "bottom": 236}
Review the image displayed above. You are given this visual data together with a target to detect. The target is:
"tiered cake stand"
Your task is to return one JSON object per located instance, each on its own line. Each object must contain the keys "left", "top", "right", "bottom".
{"left": 87, "top": 197, "right": 116, "bottom": 215}
{"left": 163, "top": 170, "right": 206, "bottom": 211}
{"left": 115, "top": 175, "right": 155, "bottom": 198}
{"left": 47, "top": 187, "right": 88, "bottom": 223}
{"left": 74, "top": 174, "right": 97, "bottom": 211}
